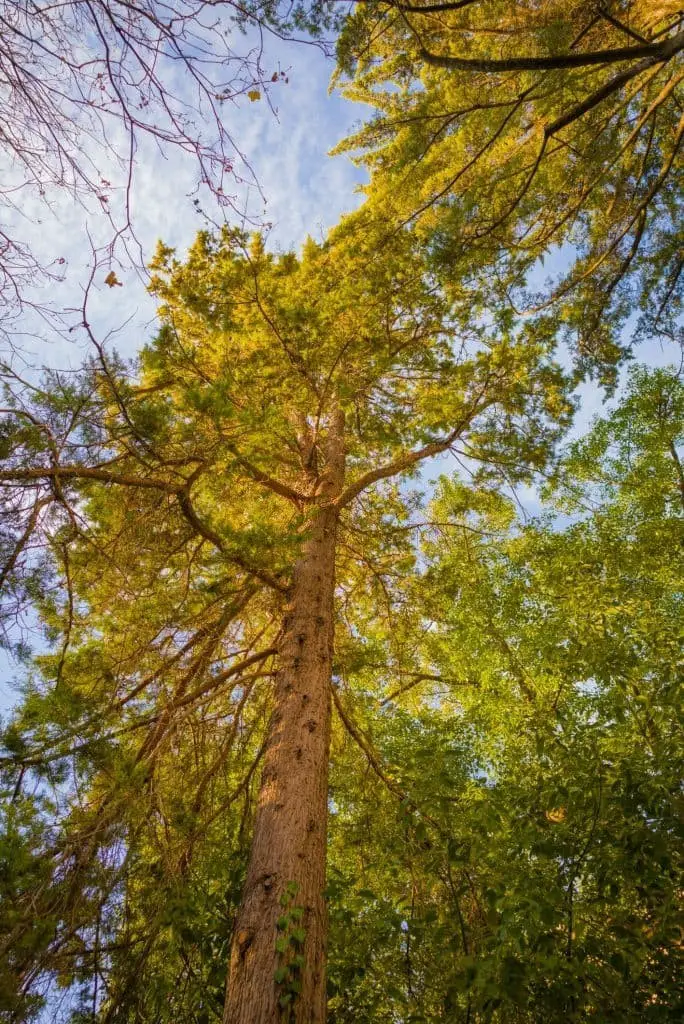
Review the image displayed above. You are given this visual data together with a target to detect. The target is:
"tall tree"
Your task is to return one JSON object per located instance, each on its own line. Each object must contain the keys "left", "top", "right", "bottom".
{"left": 0, "top": 223, "right": 571, "bottom": 1021}
{"left": 334, "top": 1, "right": 684, "bottom": 381}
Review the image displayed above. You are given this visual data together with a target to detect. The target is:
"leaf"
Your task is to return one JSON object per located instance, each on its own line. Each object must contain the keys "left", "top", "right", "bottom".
{"left": 247, "top": 90, "right": 261, "bottom": 102}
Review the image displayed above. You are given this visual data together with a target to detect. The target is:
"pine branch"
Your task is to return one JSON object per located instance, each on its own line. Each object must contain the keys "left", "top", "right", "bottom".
{"left": 0, "top": 464, "right": 179, "bottom": 491}
{"left": 176, "top": 488, "right": 288, "bottom": 594}
{"left": 420, "top": 29, "right": 684, "bottom": 74}
{"left": 231, "top": 452, "right": 309, "bottom": 504}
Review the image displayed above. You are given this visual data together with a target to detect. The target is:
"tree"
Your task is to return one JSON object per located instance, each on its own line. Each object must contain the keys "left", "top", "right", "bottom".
{"left": 334, "top": 1, "right": 684, "bottom": 382}
{"left": 0, "top": 222, "right": 572, "bottom": 1021}
{"left": 323, "top": 364, "right": 683, "bottom": 1021}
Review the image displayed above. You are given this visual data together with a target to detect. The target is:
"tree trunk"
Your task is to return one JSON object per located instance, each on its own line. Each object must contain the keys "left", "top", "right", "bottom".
{"left": 224, "top": 410, "right": 344, "bottom": 1024}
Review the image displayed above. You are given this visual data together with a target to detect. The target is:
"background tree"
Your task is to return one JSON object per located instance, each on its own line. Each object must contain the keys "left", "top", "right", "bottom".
{"left": 334, "top": 0, "right": 684, "bottom": 382}
{"left": 323, "top": 364, "right": 683, "bottom": 1021}
{"left": 0, "top": 222, "right": 571, "bottom": 1021}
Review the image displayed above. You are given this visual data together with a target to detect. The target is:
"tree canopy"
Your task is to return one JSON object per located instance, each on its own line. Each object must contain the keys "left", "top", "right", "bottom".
{"left": 335, "top": 0, "right": 683, "bottom": 381}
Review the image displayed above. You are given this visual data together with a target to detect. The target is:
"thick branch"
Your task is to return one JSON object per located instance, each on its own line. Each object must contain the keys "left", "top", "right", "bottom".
{"left": 0, "top": 465, "right": 178, "bottom": 491}
{"left": 174, "top": 646, "right": 278, "bottom": 710}
{"left": 388, "top": 0, "right": 479, "bottom": 12}
{"left": 337, "top": 426, "right": 462, "bottom": 508}
{"left": 176, "top": 488, "right": 229, "bottom": 553}
{"left": 419, "top": 29, "right": 684, "bottom": 74}
{"left": 545, "top": 50, "right": 678, "bottom": 136}
{"left": 176, "top": 489, "right": 288, "bottom": 594}
{"left": 231, "top": 452, "right": 309, "bottom": 504}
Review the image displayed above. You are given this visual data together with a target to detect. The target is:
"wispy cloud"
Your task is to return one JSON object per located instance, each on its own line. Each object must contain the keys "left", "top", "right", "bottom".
{"left": 1, "top": 37, "right": 365, "bottom": 368}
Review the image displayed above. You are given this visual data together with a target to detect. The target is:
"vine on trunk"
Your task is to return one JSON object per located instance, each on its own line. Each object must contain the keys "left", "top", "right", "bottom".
{"left": 275, "top": 881, "right": 307, "bottom": 1020}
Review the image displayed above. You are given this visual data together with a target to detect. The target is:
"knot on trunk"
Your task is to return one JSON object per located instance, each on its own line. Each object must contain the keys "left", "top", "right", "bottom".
{"left": 236, "top": 930, "right": 253, "bottom": 959}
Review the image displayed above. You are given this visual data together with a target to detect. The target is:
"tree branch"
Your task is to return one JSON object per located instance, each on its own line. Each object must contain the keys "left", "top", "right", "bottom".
{"left": 176, "top": 488, "right": 288, "bottom": 594}
{"left": 331, "top": 683, "right": 443, "bottom": 832}
{"left": 230, "top": 451, "right": 309, "bottom": 504}
{"left": 379, "top": 670, "right": 474, "bottom": 706}
{"left": 419, "top": 29, "right": 684, "bottom": 74}
{"left": 0, "top": 494, "right": 48, "bottom": 591}
{"left": 173, "top": 646, "right": 278, "bottom": 710}
{"left": 668, "top": 440, "right": 684, "bottom": 510}
{"left": 336, "top": 430, "right": 457, "bottom": 507}
{"left": 0, "top": 464, "right": 179, "bottom": 491}
{"left": 388, "top": 0, "right": 479, "bottom": 13}
{"left": 545, "top": 49, "right": 679, "bottom": 137}
{"left": 336, "top": 385, "right": 490, "bottom": 509}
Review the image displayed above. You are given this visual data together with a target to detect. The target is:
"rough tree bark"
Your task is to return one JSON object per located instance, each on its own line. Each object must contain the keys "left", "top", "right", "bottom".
{"left": 224, "top": 409, "right": 345, "bottom": 1024}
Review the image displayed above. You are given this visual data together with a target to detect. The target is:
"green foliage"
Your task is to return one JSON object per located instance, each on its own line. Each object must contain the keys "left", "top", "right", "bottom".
{"left": 324, "top": 364, "right": 683, "bottom": 1022}
{"left": 0, "top": 222, "right": 680, "bottom": 1021}
{"left": 275, "top": 883, "right": 307, "bottom": 1019}
{"left": 0, "top": 795, "right": 59, "bottom": 1021}
{"left": 334, "top": 1, "right": 683, "bottom": 385}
